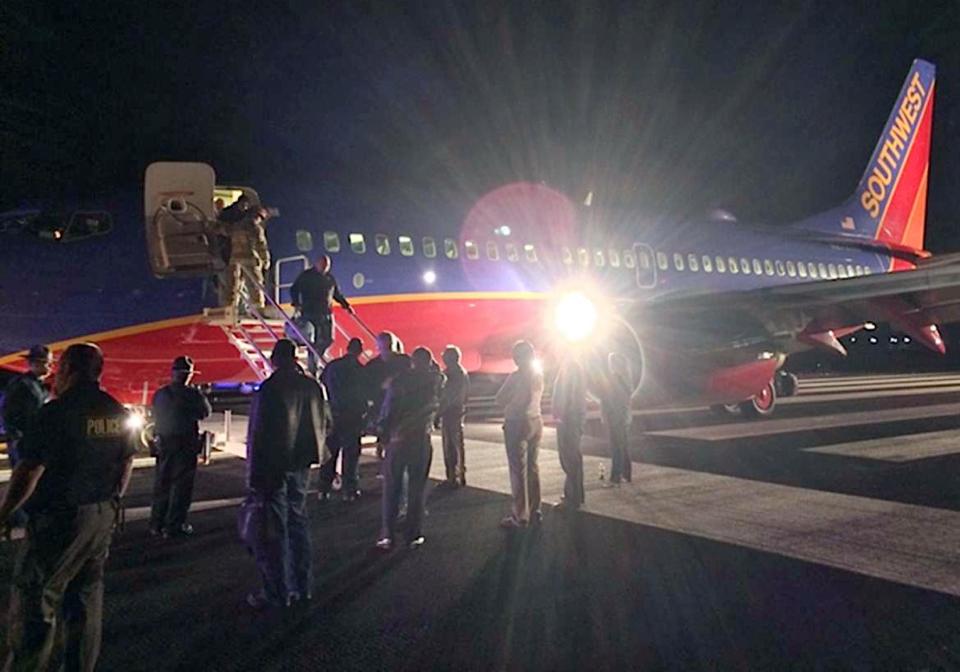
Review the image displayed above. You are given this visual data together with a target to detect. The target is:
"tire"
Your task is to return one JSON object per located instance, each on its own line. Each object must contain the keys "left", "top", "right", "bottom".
{"left": 739, "top": 379, "right": 777, "bottom": 418}
{"left": 774, "top": 370, "right": 798, "bottom": 397}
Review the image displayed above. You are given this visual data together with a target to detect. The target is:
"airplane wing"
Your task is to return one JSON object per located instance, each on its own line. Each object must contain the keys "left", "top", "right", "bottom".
{"left": 639, "top": 258, "right": 960, "bottom": 354}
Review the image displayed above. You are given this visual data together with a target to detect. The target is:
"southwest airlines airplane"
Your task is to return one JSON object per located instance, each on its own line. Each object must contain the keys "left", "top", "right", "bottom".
{"left": 1, "top": 59, "right": 956, "bottom": 417}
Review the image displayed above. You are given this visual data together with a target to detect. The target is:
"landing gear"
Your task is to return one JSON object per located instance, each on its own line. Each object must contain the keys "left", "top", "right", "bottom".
{"left": 710, "top": 403, "right": 742, "bottom": 418}
{"left": 739, "top": 378, "right": 777, "bottom": 418}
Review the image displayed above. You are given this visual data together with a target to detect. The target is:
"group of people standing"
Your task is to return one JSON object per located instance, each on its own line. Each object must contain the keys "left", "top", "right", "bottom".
{"left": 242, "top": 329, "right": 470, "bottom": 607}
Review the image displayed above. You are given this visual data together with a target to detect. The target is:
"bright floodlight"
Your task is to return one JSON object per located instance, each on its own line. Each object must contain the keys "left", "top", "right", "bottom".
{"left": 864, "top": 322, "right": 876, "bottom": 330}
{"left": 553, "top": 292, "right": 597, "bottom": 342}
{"left": 498, "top": 225, "right": 511, "bottom": 236}
{"left": 125, "top": 410, "right": 145, "bottom": 431}
{"left": 531, "top": 358, "right": 544, "bottom": 374}
{"left": 423, "top": 270, "right": 436, "bottom": 285}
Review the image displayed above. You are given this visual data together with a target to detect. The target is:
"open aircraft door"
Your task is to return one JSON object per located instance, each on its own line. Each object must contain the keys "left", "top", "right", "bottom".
{"left": 634, "top": 243, "right": 656, "bottom": 289}
{"left": 144, "top": 162, "right": 224, "bottom": 278}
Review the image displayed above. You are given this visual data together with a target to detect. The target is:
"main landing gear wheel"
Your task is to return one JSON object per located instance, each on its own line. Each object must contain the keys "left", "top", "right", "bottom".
{"left": 739, "top": 379, "right": 777, "bottom": 418}
{"left": 710, "top": 403, "right": 741, "bottom": 418}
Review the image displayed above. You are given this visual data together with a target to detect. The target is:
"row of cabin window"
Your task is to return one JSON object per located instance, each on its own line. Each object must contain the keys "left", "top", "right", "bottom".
{"left": 305, "top": 230, "right": 639, "bottom": 269}
{"left": 646, "top": 251, "right": 871, "bottom": 280}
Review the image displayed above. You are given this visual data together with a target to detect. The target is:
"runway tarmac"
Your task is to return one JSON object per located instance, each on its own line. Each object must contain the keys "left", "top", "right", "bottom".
{"left": 4, "top": 374, "right": 960, "bottom": 670}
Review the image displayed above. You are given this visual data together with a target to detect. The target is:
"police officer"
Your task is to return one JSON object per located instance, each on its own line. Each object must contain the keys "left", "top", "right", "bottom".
{"left": 376, "top": 346, "right": 440, "bottom": 550}
{"left": 437, "top": 345, "right": 469, "bottom": 488}
{"left": 149, "top": 356, "right": 212, "bottom": 538}
{"left": 0, "top": 343, "right": 137, "bottom": 672}
{"left": 2, "top": 345, "right": 53, "bottom": 527}
{"left": 290, "top": 254, "right": 355, "bottom": 374}
{"left": 552, "top": 357, "right": 587, "bottom": 510}
{"left": 319, "top": 337, "right": 367, "bottom": 501}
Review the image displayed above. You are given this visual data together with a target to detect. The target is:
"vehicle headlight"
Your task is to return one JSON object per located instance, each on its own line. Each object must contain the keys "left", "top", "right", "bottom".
{"left": 125, "top": 410, "right": 145, "bottom": 431}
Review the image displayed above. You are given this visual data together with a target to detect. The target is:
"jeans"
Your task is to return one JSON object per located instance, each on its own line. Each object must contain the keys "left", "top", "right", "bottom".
{"left": 556, "top": 417, "right": 584, "bottom": 506}
{"left": 380, "top": 435, "right": 432, "bottom": 541}
{"left": 250, "top": 469, "right": 312, "bottom": 603}
{"left": 300, "top": 315, "right": 333, "bottom": 375}
{"left": 320, "top": 417, "right": 363, "bottom": 493}
{"left": 503, "top": 417, "right": 543, "bottom": 523}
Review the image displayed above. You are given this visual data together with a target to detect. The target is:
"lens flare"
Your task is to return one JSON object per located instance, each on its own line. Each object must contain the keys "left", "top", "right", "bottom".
{"left": 553, "top": 292, "right": 598, "bottom": 342}
{"left": 125, "top": 411, "right": 145, "bottom": 431}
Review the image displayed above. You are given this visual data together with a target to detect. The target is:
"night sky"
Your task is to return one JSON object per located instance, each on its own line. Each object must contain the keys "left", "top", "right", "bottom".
{"left": 3, "top": 1, "right": 959, "bottom": 249}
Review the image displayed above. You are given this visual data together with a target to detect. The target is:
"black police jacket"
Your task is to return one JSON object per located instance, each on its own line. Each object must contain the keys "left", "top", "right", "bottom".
{"left": 247, "top": 365, "right": 330, "bottom": 492}
{"left": 20, "top": 381, "right": 137, "bottom": 513}
{"left": 320, "top": 354, "right": 366, "bottom": 420}
{"left": 152, "top": 383, "right": 212, "bottom": 437}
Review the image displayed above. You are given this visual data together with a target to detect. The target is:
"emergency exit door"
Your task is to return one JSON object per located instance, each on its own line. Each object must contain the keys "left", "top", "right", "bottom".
{"left": 634, "top": 243, "right": 656, "bottom": 289}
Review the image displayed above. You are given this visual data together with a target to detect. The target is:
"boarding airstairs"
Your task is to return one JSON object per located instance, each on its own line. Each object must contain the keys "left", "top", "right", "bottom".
{"left": 206, "top": 266, "right": 375, "bottom": 381}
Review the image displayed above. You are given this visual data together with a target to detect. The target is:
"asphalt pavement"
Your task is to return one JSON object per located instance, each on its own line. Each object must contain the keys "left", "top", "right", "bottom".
{"left": 4, "top": 378, "right": 960, "bottom": 670}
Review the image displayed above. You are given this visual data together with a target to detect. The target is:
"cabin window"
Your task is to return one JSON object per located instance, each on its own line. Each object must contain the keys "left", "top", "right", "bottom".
{"left": 818, "top": 262, "right": 828, "bottom": 278}
{"left": 786, "top": 260, "right": 796, "bottom": 277}
{"left": 837, "top": 264, "right": 848, "bottom": 278}
{"left": 375, "top": 234, "right": 391, "bottom": 255}
{"left": 608, "top": 248, "right": 621, "bottom": 268}
{"left": 798, "top": 262, "right": 808, "bottom": 278}
{"left": 808, "top": 262, "right": 818, "bottom": 278}
{"left": 349, "top": 233, "right": 366, "bottom": 254}
{"left": 524, "top": 243, "right": 538, "bottom": 263}
{"left": 752, "top": 259, "right": 763, "bottom": 275}
{"left": 702, "top": 255, "right": 713, "bottom": 273}
{"left": 297, "top": 230, "right": 315, "bottom": 253}
{"left": 320, "top": 231, "right": 340, "bottom": 253}
{"left": 465, "top": 240, "right": 479, "bottom": 260}
{"left": 855, "top": 264, "right": 863, "bottom": 276}
{"left": 657, "top": 251, "right": 668, "bottom": 271}
{"left": 715, "top": 256, "right": 726, "bottom": 273}
{"left": 846, "top": 264, "right": 855, "bottom": 277}
{"left": 763, "top": 259, "right": 774, "bottom": 276}
{"left": 728, "top": 257, "right": 738, "bottom": 274}
{"left": 628, "top": 250, "right": 640, "bottom": 269}
{"left": 826, "top": 263, "right": 837, "bottom": 279}
{"left": 422, "top": 237, "right": 437, "bottom": 258}
{"left": 505, "top": 242, "right": 519, "bottom": 262}
{"left": 863, "top": 265, "right": 872, "bottom": 275}
{"left": 673, "top": 253, "right": 685, "bottom": 271}
{"left": 593, "top": 249, "right": 605, "bottom": 267}
{"left": 487, "top": 241, "right": 500, "bottom": 261}
{"left": 561, "top": 247, "right": 573, "bottom": 265}
{"left": 740, "top": 258, "right": 751, "bottom": 274}
{"left": 578, "top": 248, "right": 590, "bottom": 267}
{"left": 687, "top": 254, "right": 699, "bottom": 272}
{"left": 444, "top": 238, "right": 459, "bottom": 259}
{"left": 398, "top": 235, "right": 414, "bottom": 257}
{"left": 775, "top": 260, "right": 785, "bottom": 276}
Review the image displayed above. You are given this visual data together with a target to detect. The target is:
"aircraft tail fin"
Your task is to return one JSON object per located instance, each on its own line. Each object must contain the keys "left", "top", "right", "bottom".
{"left": 794, "top": 59, "right": 935, "bottom": 252}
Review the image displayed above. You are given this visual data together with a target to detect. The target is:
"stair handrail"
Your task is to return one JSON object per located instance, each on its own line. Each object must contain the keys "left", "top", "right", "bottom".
{"left": 240, "top": 265, "right": 326, "bottom": 370}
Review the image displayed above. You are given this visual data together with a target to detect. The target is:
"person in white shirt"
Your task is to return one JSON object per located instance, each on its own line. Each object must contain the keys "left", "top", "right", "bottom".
{"left": 495, "top": 340, "right": 544, "bottom": 528}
